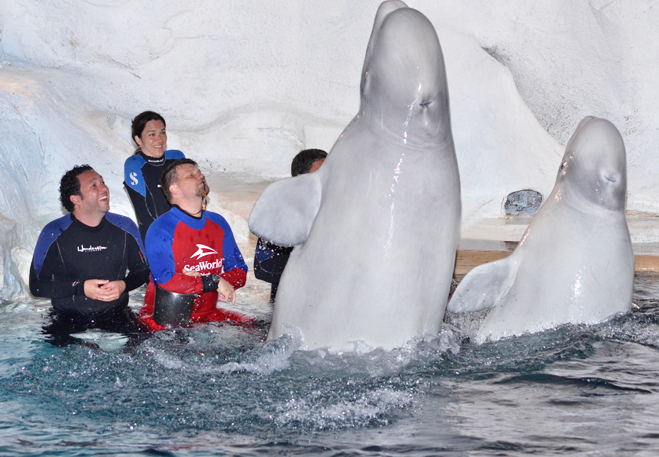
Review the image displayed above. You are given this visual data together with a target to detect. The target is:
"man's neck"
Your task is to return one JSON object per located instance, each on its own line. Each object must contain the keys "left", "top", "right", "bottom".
{"left": 172, "top": 198, "right": 203, "bottom": 217}
{"left": 71, "top": 210, "right": 105, "bottom": 227}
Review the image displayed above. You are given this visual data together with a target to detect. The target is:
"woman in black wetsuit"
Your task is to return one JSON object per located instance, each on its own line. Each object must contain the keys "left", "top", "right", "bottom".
{"left": 123, "top": 111, "right": 186, "bottom": 240}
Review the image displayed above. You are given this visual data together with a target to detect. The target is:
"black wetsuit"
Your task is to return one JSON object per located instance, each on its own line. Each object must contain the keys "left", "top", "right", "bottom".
{"left": 30, "top": 213, "right": 150, "bottom": 346}
{"left": 254, "top": 238, "right": 294, "bottom": 303}
{"left": 123, "top": 149, "right": 185, "bottom": 241}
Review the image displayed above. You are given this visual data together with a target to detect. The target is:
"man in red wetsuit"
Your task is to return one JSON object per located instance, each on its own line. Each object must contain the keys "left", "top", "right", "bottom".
{"left": 138, "top": 158, "right": 250, "bottom": 330}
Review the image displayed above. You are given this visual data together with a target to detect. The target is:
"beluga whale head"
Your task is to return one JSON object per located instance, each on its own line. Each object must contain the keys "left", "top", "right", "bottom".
{"left": 359, "top": 1, "right": 451, "bottom": 148}
{"left": 448, "top": 116, "right": 632, "bottom": 343}
{"left": 556, "top": 116, "right": 627, "bottom": 212}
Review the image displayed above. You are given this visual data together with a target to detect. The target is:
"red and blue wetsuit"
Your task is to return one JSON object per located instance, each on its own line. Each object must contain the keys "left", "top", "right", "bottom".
{"left": 139, "top": 206, "right": 249, "bottom": 330}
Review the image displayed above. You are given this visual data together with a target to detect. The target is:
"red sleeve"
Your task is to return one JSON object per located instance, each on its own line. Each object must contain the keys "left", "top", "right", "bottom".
{"left": 221, "top": 267, "right": 246, "bottom": 290}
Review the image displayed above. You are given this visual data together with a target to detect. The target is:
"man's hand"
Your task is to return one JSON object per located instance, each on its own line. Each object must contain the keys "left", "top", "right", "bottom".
{"left": 217, "top": 278, "right": 236, "bottom": 305}
{"left": 84, "top": 279, "right": 126, "bottom": 302}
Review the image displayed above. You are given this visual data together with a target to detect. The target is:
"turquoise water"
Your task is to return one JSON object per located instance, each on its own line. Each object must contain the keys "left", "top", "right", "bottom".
{"left": 2, "top": 277, "right": 659, "bottom": 456}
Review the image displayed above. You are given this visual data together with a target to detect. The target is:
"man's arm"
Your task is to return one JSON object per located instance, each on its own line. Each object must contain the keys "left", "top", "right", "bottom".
{"left": 218, "top": 219, "right": 248, "bottom": 290}
{"left": 254, "top": 238, "right": 293, "bottom": 284}
{"left": 122, "top": 229, "right": 150, "bottom": 291}
{"left": 29, "top": 245, "right": 83, "bottom": 299}
{"left": 29, "top": 216, "right": 83, "bottom": 299}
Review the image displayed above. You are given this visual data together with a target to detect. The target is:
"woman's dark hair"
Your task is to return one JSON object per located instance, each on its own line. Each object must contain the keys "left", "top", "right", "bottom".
{"left": 59, "top": 165, "right": 93, "bottom": 212}
{"left": 160, "top": 158, "right": 199, "bottom": 201}
{"left": 131, "top": 111, "right": 166, "bottom": 154}
{"left": 291, "top": 149, "right": 328, "bottom": 177}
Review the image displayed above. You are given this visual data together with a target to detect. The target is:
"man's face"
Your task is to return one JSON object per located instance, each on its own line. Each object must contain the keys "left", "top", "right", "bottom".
{"left": 173, "top": 164, "right": 206, "bottom": 200}
{"left": 309, "top": 158, "right": 325, "bottom": 173}
{"left": 74, "top": 169, "right": 110, "bottom": 216}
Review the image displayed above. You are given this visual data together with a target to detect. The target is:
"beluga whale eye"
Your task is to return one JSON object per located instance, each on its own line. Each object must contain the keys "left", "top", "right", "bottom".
{"left": 419, "top": 100, "right": 432, "bottom": 108}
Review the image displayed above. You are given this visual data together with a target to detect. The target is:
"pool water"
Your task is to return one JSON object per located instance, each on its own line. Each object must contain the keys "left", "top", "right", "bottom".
{"left": 2, "top": 277, "right": 659, "bottom": 456}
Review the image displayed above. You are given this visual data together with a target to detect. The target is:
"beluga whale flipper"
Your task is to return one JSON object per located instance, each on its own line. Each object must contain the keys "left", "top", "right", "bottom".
{"left": 448, "top": 117, "right": 633, "bottom": 344}
{"left": 249, "top": 0, "right": 461, "bottom": 351}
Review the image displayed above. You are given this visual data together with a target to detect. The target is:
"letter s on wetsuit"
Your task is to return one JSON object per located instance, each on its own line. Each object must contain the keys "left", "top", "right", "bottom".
{"left": 30, "top": 213, "right": 150, "bottom": 345}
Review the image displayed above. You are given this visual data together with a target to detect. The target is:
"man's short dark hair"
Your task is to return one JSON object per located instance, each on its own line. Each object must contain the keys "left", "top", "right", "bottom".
{"left": 291, "top": 149, "right": 328, "bottom": 177}
{"left": 160, "top": 158, "right": 198, "bottom": 201}
{"left": 59, "top": 165, "right": 93, "bottom": 212}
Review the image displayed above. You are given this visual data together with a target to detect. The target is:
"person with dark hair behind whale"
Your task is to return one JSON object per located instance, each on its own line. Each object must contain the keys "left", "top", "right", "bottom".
{"left": 254, "top": 148, "right": 327, "bottom": 303}
{"left": 124, "top": 111, "right": 187, "bottom": 241}
{"left": 30, "top": 165, "right": 150, "bottom": 347}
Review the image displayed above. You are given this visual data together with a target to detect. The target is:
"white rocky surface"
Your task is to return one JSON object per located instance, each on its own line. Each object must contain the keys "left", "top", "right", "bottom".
{"left": 0, "top": 0, "right": 658, "bottom": 299}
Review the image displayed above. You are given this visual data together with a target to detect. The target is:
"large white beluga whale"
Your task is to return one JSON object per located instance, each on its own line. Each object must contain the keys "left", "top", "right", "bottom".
{"left": 448, "top": 117, "right": 634, "bottom": 344}
{"left": 249, "top": 0, "right": 461, "bottom": 351}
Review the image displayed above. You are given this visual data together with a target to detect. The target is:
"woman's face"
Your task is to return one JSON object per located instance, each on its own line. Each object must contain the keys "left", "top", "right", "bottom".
{"left": 135, "top": 120, "right": 167, "bottom": 158}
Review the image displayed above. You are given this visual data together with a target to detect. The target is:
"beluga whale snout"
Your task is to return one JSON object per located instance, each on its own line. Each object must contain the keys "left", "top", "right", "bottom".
{"left": 360, "top": 5, "right": 451, "bottom": 147}
{"left": 249, "top": 0, "right": 461, "bottom": 351}
{"left": 557, "top": 116, "right": 627, "bottom": 212}
{"left": 448, "top": 117, "right": 633, "bottom": 344}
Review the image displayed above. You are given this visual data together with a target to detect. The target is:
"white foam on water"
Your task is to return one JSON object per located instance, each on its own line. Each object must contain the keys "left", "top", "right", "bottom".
{"left": 273, "top": 388, "right": 414, "bottom": 429}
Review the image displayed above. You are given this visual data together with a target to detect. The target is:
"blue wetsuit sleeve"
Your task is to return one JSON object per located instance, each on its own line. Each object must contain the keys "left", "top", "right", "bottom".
{"left": 165, "top": 149, "right": 185, "bottom": 160}
{"left": 254, "top": 238, "right": 292, "bottom": 284}
{"left": 207, "top": 213, "right": 247, "bottom": 274}
{"left": 106, "top": 214, "right": 149, "bottom": 291}
{"left": 29, "top": 245, "right": 82, "bottom": 299}
{"left": 124, "top": 155, "right": 147, "bottom": 196}
{"left": 29, "top": 216, "right": 82, "bottom": 299}
{"left": 145, "top": 219, "right": 176, "bottom": 284}
{"left": 124, "top": 233, "right": 150, "bottom": 291}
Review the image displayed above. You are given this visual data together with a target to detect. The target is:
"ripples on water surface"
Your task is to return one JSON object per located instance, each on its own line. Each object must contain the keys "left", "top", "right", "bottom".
{"left": 2, "top": 277, "right": 659, "bottom": 456}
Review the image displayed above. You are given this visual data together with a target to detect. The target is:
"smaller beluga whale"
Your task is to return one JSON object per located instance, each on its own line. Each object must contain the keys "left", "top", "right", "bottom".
{"left": 448, "top": 117, "right": 634, "bottom": 344}
{"left": 249, "top": 0, "right": 461, "bottom": 351}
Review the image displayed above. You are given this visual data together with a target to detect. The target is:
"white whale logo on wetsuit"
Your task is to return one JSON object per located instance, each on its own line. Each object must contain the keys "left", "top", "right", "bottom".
{"left": 190, "top": 244, "right": 218, "bottom": 260}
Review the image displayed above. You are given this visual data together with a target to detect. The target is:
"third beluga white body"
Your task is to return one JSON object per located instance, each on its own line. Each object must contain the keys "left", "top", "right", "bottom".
{"left": 249, "top": 1, "right": 461, "bottom": 351}
{"left": 448, "top": 117, "right": 634, "bottom": 343}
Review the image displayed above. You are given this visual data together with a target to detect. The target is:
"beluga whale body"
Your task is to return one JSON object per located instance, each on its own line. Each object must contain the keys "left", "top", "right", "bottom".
{"left": 249, "top": 0, "right": 461, "bottom": 351}
{"left": 448, "top": 117, "right": 633, "bottom": 344}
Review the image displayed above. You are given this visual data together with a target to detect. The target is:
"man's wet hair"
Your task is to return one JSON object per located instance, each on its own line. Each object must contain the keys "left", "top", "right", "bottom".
{"left": 60, "top": 165, "right": 93, "bottom": 212}
{"left": 132, "top": 111, "right": 166, "bottom": 154}
{"left": 291, "top": 149, "right": 328, "bottom": 177}
{"left": 160, "top": 158, "right": 199, "bottom": 201}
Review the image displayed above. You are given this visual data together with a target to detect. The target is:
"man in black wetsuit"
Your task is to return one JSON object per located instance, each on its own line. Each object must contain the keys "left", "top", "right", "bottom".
{"left": 30, "top": 165, "right": 150, "bottom": 346}
{"left": 254, "top": 149, "right": 327, "bottom": 303}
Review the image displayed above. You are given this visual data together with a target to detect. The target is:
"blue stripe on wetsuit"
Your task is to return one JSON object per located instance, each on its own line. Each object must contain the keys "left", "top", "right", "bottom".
{"left": 32, "top": 214, "right": 73, "bottom": 276}
{"left": 206, "top": 212, "right": 248, "bottom": 274}
{"left": 106, "top": 213, "right": 147, "bottom": 259}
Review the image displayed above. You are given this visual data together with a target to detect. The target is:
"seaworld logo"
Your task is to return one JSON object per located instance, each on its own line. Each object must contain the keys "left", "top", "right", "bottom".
{"left": 191, "top": 244, "right": 218, "bottom": 260}
{"left": 183, "top": 259, "right": 223, "bottom": 273}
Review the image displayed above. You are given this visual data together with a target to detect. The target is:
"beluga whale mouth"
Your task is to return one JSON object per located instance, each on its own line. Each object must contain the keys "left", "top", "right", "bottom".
{"left": 558, "top": 117, "right": 627, "bottom": 211}
{"left": 248, "top": 0, "right": 461, "bottom": 351}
